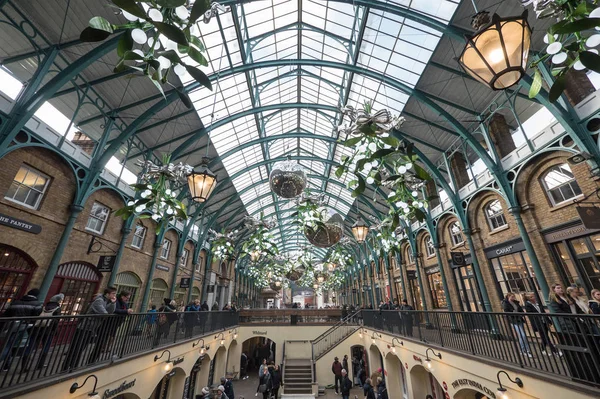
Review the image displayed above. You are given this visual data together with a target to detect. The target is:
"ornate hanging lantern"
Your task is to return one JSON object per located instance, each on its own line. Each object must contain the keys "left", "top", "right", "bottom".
{"left": 269, "top": 159, "right": 307, "bottom": 199}
{"left": 188, "top": 157, "right": 218, "bottom": 203}
{"left": 352, "top": 215, "right": 369, "bottom": 244}
{"left": 458, "top": 11, "right": 531, "bottom": 90}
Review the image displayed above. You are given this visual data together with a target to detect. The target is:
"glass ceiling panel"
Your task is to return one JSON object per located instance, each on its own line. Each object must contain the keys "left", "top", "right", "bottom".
{"left": 180, "top": 0, "right": 459, "bottom": 254}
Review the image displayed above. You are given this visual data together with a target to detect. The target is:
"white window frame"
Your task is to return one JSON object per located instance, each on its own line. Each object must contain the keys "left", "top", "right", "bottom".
{"left": 407, "top": 251, "right": 415, "bottom": 264}
{"left": 5, "top": 165, "right": 50, "bottom": 210}
{"left": 542, "top": 163, "right": 583, "bottom": 206}
{"left": 131, "top": 224, "right": 147, "bottom": 249}
{"left": 160, "top": 238, "right": 172, "bottom": 259}
{"left": 485, "top": 200, "right": 507, "bottom": 231}
{"left": 449, "top": 221, "right": 464, "bottom": 246}
{"left": 196, "top": 256, "right": 203, "bottom": 272}
{"left": 181, "top": 248, "right": 189, "bottom": 268}
{"left": 425, "top": 236, "right": 435, "bottom": 257}
{"left": 85, "top": 202, "right": 110, "bottom": 234}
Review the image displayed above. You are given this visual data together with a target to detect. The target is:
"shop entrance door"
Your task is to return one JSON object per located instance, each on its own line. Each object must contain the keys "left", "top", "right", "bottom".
{"left": 454, "top": 265, "right": 482, "bottom": 312}
{"left": 0, "top": 244, "right": 36, "bottom": 311}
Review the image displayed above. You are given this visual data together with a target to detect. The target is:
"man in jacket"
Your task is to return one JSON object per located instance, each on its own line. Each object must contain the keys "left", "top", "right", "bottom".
{"left": 106, "top": 291, "right": 133, "bottom": 354}
{"left": 221, "top": 375, "right": 234, "bottom": 399}
{"left": 331, "top": 356, "right": 343, "bottom": 394}
{"left": 184, "top": 299, "right": 201, "bottom": 338}
{"left": 340, "top": 369, "right": 352, "bottom": 399}
{"left": 400, "top": 299, "right": 414, "bottom": 337}
{"left": 200, "top": 301, "right": 209, "bottom": 311}
{"left": 524, "top": 294, "right": 560, "bottom": 355}
{"left": 62, "top": 287, "right": 117, "bottom": 371}
{"left": 0, "top": 289, "right": 43, "bottom": 371}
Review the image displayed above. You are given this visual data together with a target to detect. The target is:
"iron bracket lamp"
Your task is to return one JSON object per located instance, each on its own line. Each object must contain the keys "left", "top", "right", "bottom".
{"left": 496, "top": 370, "right": 523, "bottom": 399}
{"left": 229, "top": 328, "right": 238, "bottom": 340}
{"left": 192, "top": 338, "right": 208, "bottom": 354}
{"left": 69, "top": 374, "right": 100, "bottom": 399}
{"left": 154, "top": 349, "right": 173, "bottom": 373}
{"left": 424, "top": 348, "right": 442, "bottom": 371}
{"left": 215, "top": 332, "right": 225, "bottom": 346}
{"left": 371, "top": 332, "right": 382, "bottom": 344}
{"left": 391, "top": 338, "right": 404, "bottom": 353}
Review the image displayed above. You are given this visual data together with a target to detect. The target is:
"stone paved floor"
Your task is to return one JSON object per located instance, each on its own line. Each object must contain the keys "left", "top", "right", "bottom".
{"left": 230, "top": 374, "right": 364, "bottom": 399}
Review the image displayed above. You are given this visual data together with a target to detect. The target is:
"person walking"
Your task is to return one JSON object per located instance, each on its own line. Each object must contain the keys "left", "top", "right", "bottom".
{"left": 200, "top": 301, "right": 209, "bottom": 311}
{"left": 502, "top": 293, "right": 532, "bottom": 357}
{"left": 211, "top": 301, "right": 219, "bottom": 311}
{"left": 221, "top": 375, "right": 234, "bottom": 399}
{"left": 342, "top": 354, "right": 349, "bottom": 375}
{"left": 62, "top": 287, "right": 117, "bottom": 371}
{"left": 340, "top": 369, "right": 352, "bottom": 399}
{"left": 154, "top": 298, "right": 177, "bottom": 346}
{"left": 255, "top": 358, "right": 268, "bottom": 396}
{"left": 200, "top": 387, "right": 211, "bottom": 399}
{"left": 271, "top": 363, "right": 282, "bottom": 399}
{"left": 377, "top": 376, "right": 388, "bottom": 399}
{"left": 256, "top": 362, "right": 272, "bottom": 399}
{"left": 362, "top": 378, "right": 376, "bottom": 399}
{"left": 331, "top": 356, "right": 343, "bottom": 394}
{"left": 400, "top": 299, "right": 414, "bottom": 337}
{"left": 240, "top": 351, "right": 249, "bottom": 380}
{"left": 524, "top": 294, "right": 561, "bottom": 356}
{"left": 217, "top": 385, "right": 229, "bottom": 399}
{"left": 184, "top": 299, "right": 201, "bottom": 338}
{"left": 21, "top": 293, "right": 64, "bottom": 372}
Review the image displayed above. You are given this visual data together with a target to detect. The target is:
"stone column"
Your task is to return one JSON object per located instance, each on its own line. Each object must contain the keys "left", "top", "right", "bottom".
{"left": 449, "top": 152, "right": 471, "bottom": 190}
{"left": 488, "top": 113, "right": 516, "bottom": 158}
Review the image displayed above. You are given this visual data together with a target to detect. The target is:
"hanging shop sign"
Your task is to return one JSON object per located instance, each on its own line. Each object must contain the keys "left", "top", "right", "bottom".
{"left": 450, "top": 379, "right": 496, "bottom": 399}
{"left": 406, "top": 270, "right": 417, "bottom": 279}
{"left": 172, "top": 357, "right": 185, "bottom": 366}
{"left": 425, "top": 266, "right": 440, "bottom": 275}
{"left": 484, "top": 239, "right": 525, "bottom": 259}
{"left": 102, "top": 379, "right": 136, "bottom": 399}
{"left": 156, "top": 264, "right": 170, "bottom": 272}
{"left": 577, "top": 207, "right": 600, "bottom": 230}
{"left": 450, "top": 252, "right": 472, "bottom": 268}
{"left": 0, "top": 213, "right": 41, "bottom": 234}
{"left": 544, "top": 220, "right": 600, "bottom": 243}
{"left": 180, "top": 277, "right": 190, "bottom": 288}
{"left": 97, "top": 256, "right": 116, "bottom": 273}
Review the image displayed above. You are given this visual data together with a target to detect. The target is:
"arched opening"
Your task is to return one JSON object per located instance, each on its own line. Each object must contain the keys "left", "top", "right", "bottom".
{"left": 192, "top": 286, "right": 201, "bottom": 302}
{"left": 114, "top": 271, "right": 142, "bottom": 311}
{"left": 150, "top": 278, "right": 168, "bottom": 309}
{"left": 350, "top": 345, "right": 369, "bottom": 386}
{"left": 384, "top": 352, "right": 406, "bottom": 399}
{"left": 48, "top": 261, "right": 102, "bottom": 315}
{"left": 454, "top": 388, "right": 494, "bottom": 399}
{"left": 189, "top": 353, "right": 211, "bottom": 398}
{"left": 226, "top": 340, "right": 239, "bottom": 378}
{"left": 0, "top": 243, "right": 37, "bottom": 311}
{"left": 112, "top": 394, "right": 141, "bottom": 399}
{"left": 243, "top": 337, "right": 276, "bottom": 373}
{"left": 368, "top": 344, "right": 383, "bottom": 382}
{"left": 150, "top": 367, "right": 186, "bottom": 399}
{"left": 212, "top": 346, "right": 227, "bottom": 387}
{"left": 410, "top": 365, "right": 443, "bottom": 399}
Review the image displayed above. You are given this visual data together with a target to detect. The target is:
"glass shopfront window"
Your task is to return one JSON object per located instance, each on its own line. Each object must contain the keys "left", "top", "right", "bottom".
{"left": 453, "top": 264, "right": 482, "bottom": 312}
{"left": 490, "top": 251, "right": 543, "bottom": 305}
{"left": 406, "top": 270, "right": 422, "bottom": 310}
{"left": 425, "top": 268, "right": 447, "bottom": 309}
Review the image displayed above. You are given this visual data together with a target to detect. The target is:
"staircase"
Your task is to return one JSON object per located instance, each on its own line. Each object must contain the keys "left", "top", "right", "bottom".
{"left": 283, "top": 359, "right": 313, "bottom": 397}
{"left": 312, "top": 311, "right": 360, "bottom": 360}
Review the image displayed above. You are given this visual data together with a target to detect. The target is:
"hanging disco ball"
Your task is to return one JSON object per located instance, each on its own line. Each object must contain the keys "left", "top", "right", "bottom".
{"left": 269, "top": 160, "right": 307, "bottom": 199}
{"left": 305, "top": 207, "right": 344, "bottom": 248}
{"left": 269, "top": 282, "right": 282, "bottom": 291}
{"left": 286, "top": 265, "right": 305, "bottom": 282}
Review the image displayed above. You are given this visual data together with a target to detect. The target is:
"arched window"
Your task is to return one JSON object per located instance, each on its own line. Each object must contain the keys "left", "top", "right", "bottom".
{"left": 542, "top": 163, "right": 582, "bottom": 206}
{"left": 485, "top": 200, "right": 507, "bottom": 231}
{"left": 114, "top": 271, "right": 142, "bottom": 311}
{"left": 425, "top": 237, "right": 435, "bottom": 257}
{"left": 449, "top": 221, "right": 464, "bottom": 246}
{"left": 149, "top": 278, "right": 168, "bottom": 309}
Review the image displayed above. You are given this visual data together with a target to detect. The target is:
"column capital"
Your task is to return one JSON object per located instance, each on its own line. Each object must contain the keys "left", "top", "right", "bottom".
{"left": 508, "top": 206, "right": 523, "bottom": 216}
{"left": 69, "top": 204, "right": 85, "bottom": 213}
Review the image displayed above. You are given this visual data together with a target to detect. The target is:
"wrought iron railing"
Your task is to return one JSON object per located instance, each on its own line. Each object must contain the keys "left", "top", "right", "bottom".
{"left": 0, "top": 311, "right": 238, "bottom": 393}
{"left": 362, "top": 310, "right": 600, "bottom": 387}
{"left": 238, "top": 309, "right": 342, "bottom": 324}
{"left": 312, "top": 310, "right": 360, "bottom": 360}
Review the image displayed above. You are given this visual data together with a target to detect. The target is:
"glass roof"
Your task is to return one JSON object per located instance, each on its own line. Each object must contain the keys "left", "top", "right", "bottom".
{"left": 176, "top": 0, "right": 459, "bottom": 255}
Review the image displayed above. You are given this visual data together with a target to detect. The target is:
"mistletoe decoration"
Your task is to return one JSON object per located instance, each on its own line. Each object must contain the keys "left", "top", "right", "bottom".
{"left": 321, "top": 269, "right": 346, "bottom": 290}
{"left": 115, "top": 154, "right": 188, "bottom": 233}
{"left": 292, "top": 191, "right": 327, "bottom": 232}
{"left": 335, "top": 101, "right": 433, "bottom": 222}
{"left": 80, "top": 0, "right": 229, "bottom": 105}
{"left": 208, "top": 228, "right": 239, "bottom": 261}
{"left": 325, "top": 245, "right": 353, "bottom": 270}
{"left": 525, "top": 0, "right": 600, "bottom": 101}
{"left": 241, "top": 224, "right": 279, "bottom": 264}
{"left": 369, "top": 213, "right": 407, "bottom": 257}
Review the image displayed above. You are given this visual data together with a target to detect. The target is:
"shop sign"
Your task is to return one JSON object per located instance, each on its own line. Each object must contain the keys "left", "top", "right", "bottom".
{"left": 180, "top": 277, "right": 190, "bottom": 288}
{"left": 544, "top": 221, "right": 600, "bottom": 243}
{"left": 407, "top": 270, "right": 417, "bottom": 279}
{"left": 425, "top": 266, "right": 440, "bottom": 275}
{"left": 578, "top": 207, "right": 600, "bottom": 230}
{"left": 207, "top": 285, "right": 215, "bottom": 293}
{"left": 166, "top": 370, "right": 176, "bottom": 379}
{"left": 0, "top": 213, "right": 41, "bottom": 234}
{"left": 97, "top": 256, "right": 116, "bottom": 273}
{"left": 252, "top": 330, "right": 267, "bottom": 335}
{"left": 484, "top": 240, "right": 525, "bottom": 259}
{"left": 173, "top": 357, "right": 184, "bottom": 366}
{"left": 450, "top": 252, "right": 472, "bottom": 268}
{"left": 156, "top": 264, "right": 170, "bottom": 272}
{"left": 412, "top": 355, "right": 421, "bottom": 362}
{"left": 450, "top": 379, "right": 496, "bottom": 399}
{"left": 102, "top": 379, "right": 136, "bottom": 399}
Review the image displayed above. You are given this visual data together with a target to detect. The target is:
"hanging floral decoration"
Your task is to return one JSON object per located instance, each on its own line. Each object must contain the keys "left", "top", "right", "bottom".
{"left": 321, "top": 269, "right": 346, "bottom": 290}
{"left": 292, "top": 191, "right": 344, "bottom": 248}
{"left": 80, "top": 0, "right": 229, "bottom": 105}
{"left": 335, "top": 101, "right": 433, "bottom": 223}
{"left": 115, "top": 154, "right": 188, "bottom": 233}
{"left": 368, "top": 213, "right": 406, "bottom": 257}
{"left": 524, "top": 0, "right": 600, "bottom": 101}
{"left": 208, "top": 228, "right": 239, "bottom": 261}
{"left": 324, "top": 244, "right": 354, "bottom": 271}
{"left": 245, "top": 265, "right": 269, "bottom": 288}
{"left": 240, "top": 215, "right": 279, "bottom": 263}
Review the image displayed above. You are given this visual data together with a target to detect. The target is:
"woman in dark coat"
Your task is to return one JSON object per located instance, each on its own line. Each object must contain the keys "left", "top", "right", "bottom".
{"left": 362, "top": 378, "right": 376, "bottom": 399}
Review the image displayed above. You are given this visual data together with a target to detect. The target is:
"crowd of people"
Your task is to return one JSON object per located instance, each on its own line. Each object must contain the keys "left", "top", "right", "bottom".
{"left": 331, "top": 354, "right": 387, "bottom": 399}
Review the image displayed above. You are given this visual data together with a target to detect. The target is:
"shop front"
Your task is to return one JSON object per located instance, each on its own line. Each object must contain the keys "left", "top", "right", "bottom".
{"left": 406, "top": 270, "right": 423, "bottom": 310}
{"left": 449, "top": 253, "right": 483, "bottom": 312}
{"left": 424, "top": 266, "right": 447, "bottom": 309}
{"left": 544, "top": 221, "right": 600, "bottom": 292}
{"left": 485, "top": 239, "right": 544, "bottom": 305}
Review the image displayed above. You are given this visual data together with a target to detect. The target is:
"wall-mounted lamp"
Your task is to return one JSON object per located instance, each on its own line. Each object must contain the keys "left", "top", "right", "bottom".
{"left": 424, "top": 348, "right": 442, "bottom": 371}
{"left": 215, "top": 332, "right": 225, "bottom": 346}
{"left": 359, "top": 328, "right": 367, "bottom": 339}
{"left": 69, "top": 374, "right": 100, "bottom": 399}
{"left": 496, "top": 370, "right": 523, "bottom": 399}
{"left": 391, "top": 338, "right": 404, "bottom": 353}
{"left": 229, "top": 328, "right": 238, "bottom": 340}
{"left": 154, "top": 349, "right": 173, "bottom": 373}
{"left": 371, "top": 332, "right": 382, "bottom": 344}
{"left": 192, "top": 338, "right": 208, "bottom": 354}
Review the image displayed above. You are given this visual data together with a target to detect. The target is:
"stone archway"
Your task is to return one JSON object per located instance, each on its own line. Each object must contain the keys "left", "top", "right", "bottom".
{"left": 368, "top": 344, "right": 383, "bottom": 382}
{"left": 410, "top": 364, "right": 443, "bottom": 399}
{"left": 213, "top": 346, "right": 228, "bottom": 384}
{"left": 350, "top": 345, "right": 368, "bottom": 385}
{"left": 226, "top": 339, "right": 239, "bottom": 378}
{"left": 454, "top": 388, "right": 494, "bottom": 399}
{"left": 149, "top": 366, "right": 186, "bottom": 399}
{"left": 188, "top": 354, "right": 210, "bottom": 399}
{"left": 384, "top": 352, "right": 405, "bottom": 398}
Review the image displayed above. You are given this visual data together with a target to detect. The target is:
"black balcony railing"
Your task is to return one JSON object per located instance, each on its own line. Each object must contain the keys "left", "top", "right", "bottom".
{"left": 362, "top": 310, "right": 600, "bottom": 387}
{"left": 0, "top": 311, "right": 238, "bottom": 393}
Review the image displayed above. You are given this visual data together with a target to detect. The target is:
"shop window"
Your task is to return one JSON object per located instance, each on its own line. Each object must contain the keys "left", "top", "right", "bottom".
{"left": 85, "top": 202, "right": 110, "bottom": 234}
{"left": 490, "top": 252, "right": 543, "bottom": 304}
{"left": 131, "top": 223, "right": 146, "bottom": 249}
{"left": 0, "top": 244, "right": 37, "bottom": 312}
{"left": 426, "top": 269, "right": 447, "bottom": 309}
{"left": 449, "top": 221, "right": 464, "bottom": 246}
{"left": 196, "top": 254, "right": 204, "bottom": 272}
{"left": 542, "top": 163, "right": 582, "bottom": 206}
{"left": 149, "top": 278, "right": 168, "bottom": 309}
{"left": 425, "top": 237, "right": 435, "bottom": 257}
{"left": 50, "top": 262, "right": 102, "bottom": 315}
{"left": 114, "top": 271, "right": 142, "bottom": 311}
{"left": 5, "top": 165, "right": 49, "bottom": 209}
{"left": 181, "top": 248, "right": 190, "bottom": 268}
{"left": 484, "top": 199, "right": 507, "bottom": 231}
{"left": 160, "top": 238, "right": 172, "bottom": 259}
{"left": 406, "top": 250, "right": 415, "bottom": 264}
{"left": 192, "top": 287, "right": 201, "bottom": 301}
